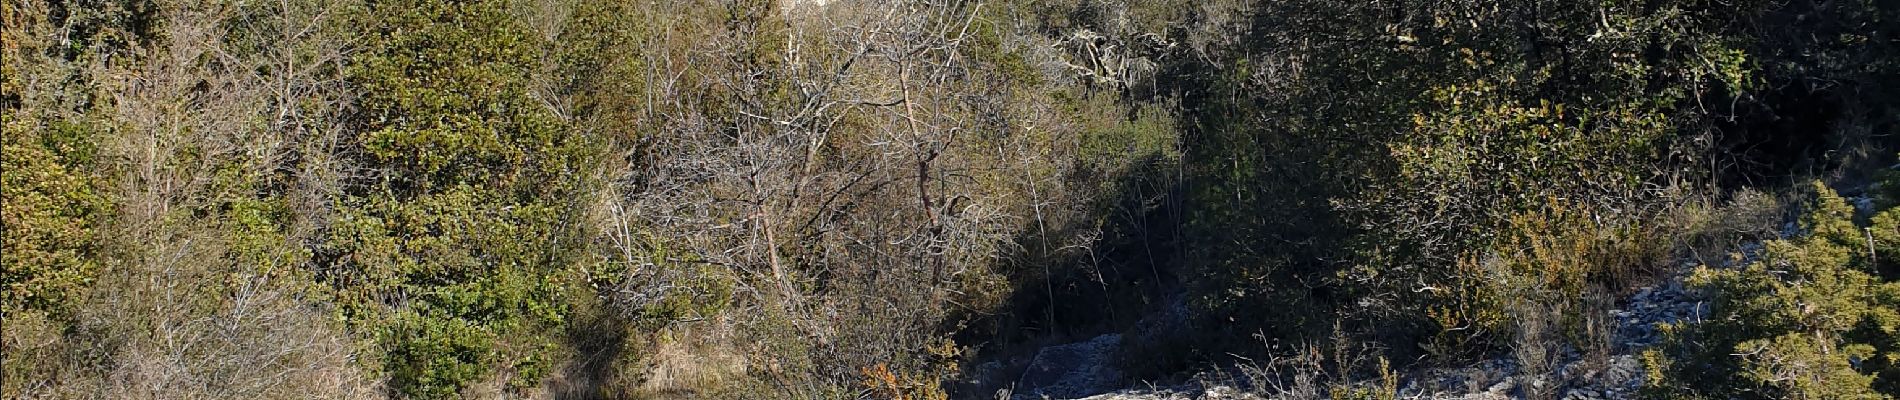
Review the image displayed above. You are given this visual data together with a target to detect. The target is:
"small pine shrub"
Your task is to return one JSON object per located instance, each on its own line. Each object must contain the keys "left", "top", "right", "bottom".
{"left": 326, "top": 0, "right": 604, "bottom": 396}
{"left": 1, "top": 116, "right": 107, "bottom": 319}
{"left": 1646, "top": 181, "right": 1900, "bottom": 399}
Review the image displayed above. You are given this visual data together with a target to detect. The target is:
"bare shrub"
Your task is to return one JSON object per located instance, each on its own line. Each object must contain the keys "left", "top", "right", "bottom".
{"left": 61, "top": 232, "right": 372, "bottom": 400}
{"left": 583, "top": 0, "right": 1084, "bottom": 396}
{"left": 1227, "top": 327, "right": 1396, "bottom": 400}
{"left": 1509, "top": 300, "right": 1562, "bottom": 400}
{"left": 4, "top": 1, "right": 375, "bottom": 398}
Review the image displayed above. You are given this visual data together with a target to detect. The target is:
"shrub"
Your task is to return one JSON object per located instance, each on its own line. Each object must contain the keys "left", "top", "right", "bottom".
{"left": 325, "top": 0, "right": 603, "bottom": 396}
{"left": 1645, "top": 181, "right": 1900, "bottom": 399}
{"left": 0, "top": 116, "right": 107, "bottom": 319}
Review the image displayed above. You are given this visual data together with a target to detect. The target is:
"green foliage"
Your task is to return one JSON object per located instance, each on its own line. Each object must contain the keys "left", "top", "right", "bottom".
{"left": 592, "top": 234, "right": 736, "bottom": 326}
{"left": 379, "top": 311, "right": 497, "bottom": 399}
{"left": 1166, "top": 0, "right": 1806, "bottom": 364}
{"left": 1, "top": 116, "right": 107, "bottom": 318}
{"left": 351, "top": 2, "right": 588, "bottom": 195}
{"left": 1347, "top": 0, "right": 1766, "bottom": 344}
{"left": 1646, "top": 182, "right": 1900, "bottom": 399}
{"left": 1071, "top": 92, "right": 1179, "bottom": 171}
{"left": 1327, "top": 356, "right": 1398, "bottom": 400}
{"left": 966, "top": 11, "right": 1041, "bottom": 87}
{"left": 0, "top": 0, "right": 135, "bottom": 322}
{"left": 326, "top": 0, "right": 603, "bottom": 396}
{"left": 545, "top": 0, "right": 650, "bottom": 144}
{"left": 5, "top": 0, "right": 1898, "bottom": 397}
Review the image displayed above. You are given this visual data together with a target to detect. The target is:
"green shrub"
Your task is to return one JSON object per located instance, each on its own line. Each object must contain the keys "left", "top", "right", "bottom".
{"left": 0, "top": 114, "right": 109, "bottom": 399}
{"left": 1174, "top": 0, "right": 1763, "bottom": 355}
{"left": 326, "top": 0, "right": 603, "bottom": 396}
{"left": 1, "top": 116, "right": 107, "bottom": 318}
{"left": 380, "top": 311, "right": 498, "bottom": 399}
{"left": 1646, "top": 181, "right": 1900, "bottom": 399}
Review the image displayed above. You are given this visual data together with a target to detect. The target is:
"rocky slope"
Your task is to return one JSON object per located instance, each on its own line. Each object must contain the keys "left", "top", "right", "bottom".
{"left": 988, "top": 230, "right": 1810, "bottom": 400}
{"left": 978, "top": 189, "right": 1896, "bottom": 400}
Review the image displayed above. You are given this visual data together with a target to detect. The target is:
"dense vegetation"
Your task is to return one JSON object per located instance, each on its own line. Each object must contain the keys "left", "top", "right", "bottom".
{"left": 1, "top": 0, "right": 1895, "bottom": 398}
{"left": 1646, "top": 180, "right": 1900, "bottom": 399}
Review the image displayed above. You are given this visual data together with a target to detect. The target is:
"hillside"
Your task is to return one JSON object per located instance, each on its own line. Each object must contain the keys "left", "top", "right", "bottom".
{"left": 4, "top": 0, "right": 1899, "bottom": 399}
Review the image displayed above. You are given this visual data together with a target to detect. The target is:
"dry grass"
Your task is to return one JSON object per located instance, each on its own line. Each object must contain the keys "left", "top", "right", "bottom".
{"left": 633, "top": 326, "right": 750, "bottom": 397}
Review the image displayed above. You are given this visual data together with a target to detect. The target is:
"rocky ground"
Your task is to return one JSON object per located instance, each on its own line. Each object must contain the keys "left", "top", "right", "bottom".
{"left": 954, "top": 174, "right": 1900, "bottom": 400}
{"left": 975, "top": 189, "right": 1890, "bottom": 400}
{"left": 979, "top": 236, "right": 1791, "bottom": 400}
{"left": 974, "top": 279, "right": 1690, "bottom": 399}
